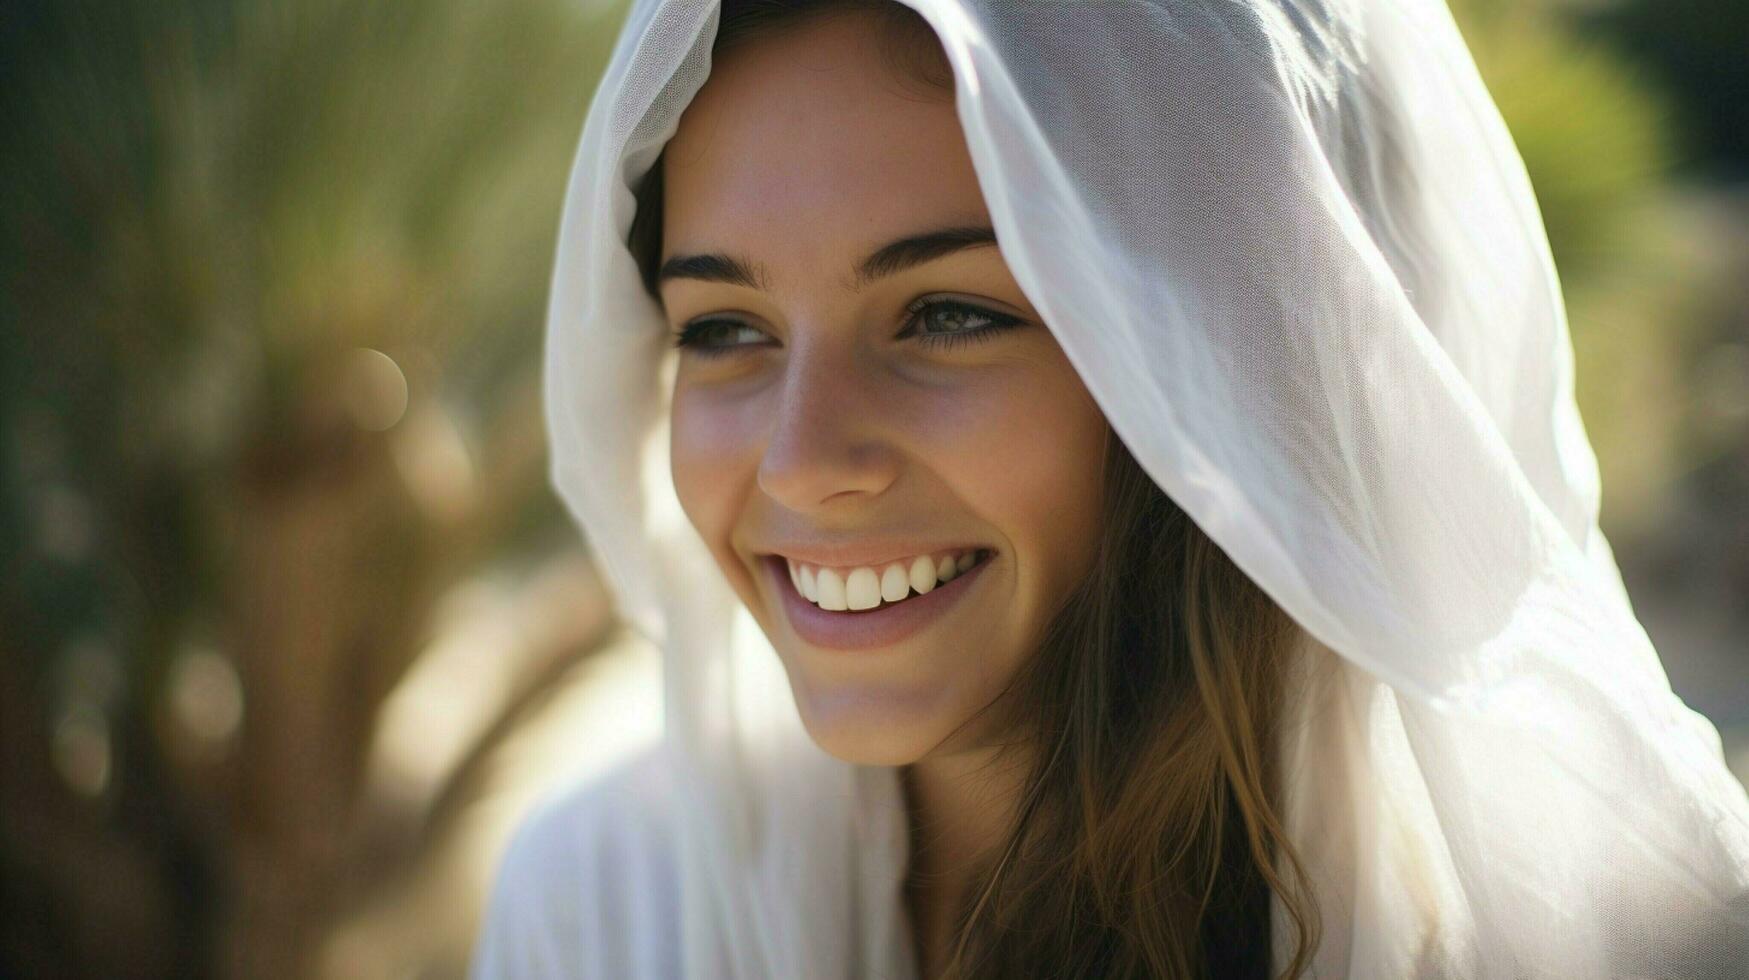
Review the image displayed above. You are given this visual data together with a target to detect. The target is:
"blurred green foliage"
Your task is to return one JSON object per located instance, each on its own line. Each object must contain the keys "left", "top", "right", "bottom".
{"left": 1, "top": 0, "right": 616, "bottom": 975}
{"left": 1456, "top": 1, "right": 1677, "bottom": 284}
{"left": 1575, "top": 0, "right": 1749, "bottom": 180}
{"left": 1453, "top": 0, "right": 1741, "bottom": 532}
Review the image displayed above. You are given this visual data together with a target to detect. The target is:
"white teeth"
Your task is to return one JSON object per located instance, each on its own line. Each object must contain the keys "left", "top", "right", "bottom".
{"left": 785, "top": 550, "right": 986, "bottom": 611}
{"left": 845, "top": 568, "right": 882, "bottom": 610}
{"left": 908, "top": 556, "right": 936, "bottom": 595}
{"left": 881, "top": 564, "right": 911, "bottom": 602}
{"left": 815, "top": 567, "right": 847, "bottom": 611}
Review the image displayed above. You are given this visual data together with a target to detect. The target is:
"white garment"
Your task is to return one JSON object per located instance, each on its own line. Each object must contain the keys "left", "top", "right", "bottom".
{"left": 476, "top": 0, "right": 1749, "bottom": 976}
{"left": 473, "top": 737, "right": 915, "bottom": 979}
{"left": 472, "top": 746, "right": 689, "bottom": 979}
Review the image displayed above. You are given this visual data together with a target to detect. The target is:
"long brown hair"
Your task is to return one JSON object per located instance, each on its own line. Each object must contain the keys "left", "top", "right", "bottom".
{"left": 943, "top": 427, "right": 1320, "bottom": 979}
{"left": 629, "top": 3, "right": 1320, "bottom": 975}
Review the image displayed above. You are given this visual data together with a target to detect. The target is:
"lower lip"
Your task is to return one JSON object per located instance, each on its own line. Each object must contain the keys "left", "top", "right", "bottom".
{"left": 764, "top": 552, "right": 994, "bottom": 652}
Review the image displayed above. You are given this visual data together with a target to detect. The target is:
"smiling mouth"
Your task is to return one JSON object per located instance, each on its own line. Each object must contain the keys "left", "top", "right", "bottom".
{"left": 775, "top": 548, "right": 995, "bottom": 613}
{"left": 761, "top": 550, "right": 997, "bottom": 651}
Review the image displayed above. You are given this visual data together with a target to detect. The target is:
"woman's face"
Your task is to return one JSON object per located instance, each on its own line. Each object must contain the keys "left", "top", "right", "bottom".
{"left": 662, "top": 11, "right": 1107, "bottom": 766}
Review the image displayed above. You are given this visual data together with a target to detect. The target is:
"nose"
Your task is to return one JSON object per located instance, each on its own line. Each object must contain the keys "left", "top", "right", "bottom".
{"left": 756, "top": 332, "right": 901, "bottom": 511}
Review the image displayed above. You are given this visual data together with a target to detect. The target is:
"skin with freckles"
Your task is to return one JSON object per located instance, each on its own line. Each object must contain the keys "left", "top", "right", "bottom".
{"left": 661, "top": 12, "right": 1106, "bottom": 777}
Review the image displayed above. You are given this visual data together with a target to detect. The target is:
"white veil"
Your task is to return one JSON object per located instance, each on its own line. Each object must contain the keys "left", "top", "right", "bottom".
{"left": 536, "top": 0, "right": 1749, "bottom": 975}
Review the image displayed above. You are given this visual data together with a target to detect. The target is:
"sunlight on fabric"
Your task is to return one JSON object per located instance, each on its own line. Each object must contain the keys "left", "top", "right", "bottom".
{"left": 915, "top": 0, "right": 982, "bottom": 95}
{"left": 731, "top": 603, "right": 800, "bottom": 744}
{"left": 643, "top": 362, "right": 690, "bottom": 547}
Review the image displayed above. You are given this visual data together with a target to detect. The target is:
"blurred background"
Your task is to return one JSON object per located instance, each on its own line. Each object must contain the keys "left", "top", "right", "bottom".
{"left": 1, "top": 0, "right": 1744, "bottom": 976}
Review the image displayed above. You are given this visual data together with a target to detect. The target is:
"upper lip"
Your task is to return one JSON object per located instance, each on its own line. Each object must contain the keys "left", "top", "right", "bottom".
{"left": 757, "top": 541, "right": 992, "bottom": 570}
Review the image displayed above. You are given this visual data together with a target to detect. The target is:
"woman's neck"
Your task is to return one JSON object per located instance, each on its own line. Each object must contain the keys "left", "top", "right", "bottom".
{"left": 900, "top": 746, "right": 1031, "bottom": 979}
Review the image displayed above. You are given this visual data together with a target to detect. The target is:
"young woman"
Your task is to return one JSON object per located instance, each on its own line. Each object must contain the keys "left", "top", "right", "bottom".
{"left": 474, "top": 2, "right": 1749, "bottom": 978}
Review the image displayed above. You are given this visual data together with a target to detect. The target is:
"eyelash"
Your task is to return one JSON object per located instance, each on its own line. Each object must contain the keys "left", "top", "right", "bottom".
{"left": 671, "top": 298, "right": 1024, "bottom": 359}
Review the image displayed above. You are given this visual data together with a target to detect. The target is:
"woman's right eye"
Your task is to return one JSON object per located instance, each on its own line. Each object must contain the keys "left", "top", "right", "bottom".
{"left": 672, "top": 319, "right": 771, "bottom": 357}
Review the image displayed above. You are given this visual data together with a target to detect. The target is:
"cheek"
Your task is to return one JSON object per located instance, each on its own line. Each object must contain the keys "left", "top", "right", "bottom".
{"left": 669, "top": 385, "right": 758, "bottom": 551}
{"left": 926, "top": 356, "right": 1107, "bottom": 598}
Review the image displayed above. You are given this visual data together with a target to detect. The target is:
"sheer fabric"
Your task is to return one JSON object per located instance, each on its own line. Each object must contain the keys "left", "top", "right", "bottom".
{"left": 482, "top": 1, "right": 1749, "bottom": 976}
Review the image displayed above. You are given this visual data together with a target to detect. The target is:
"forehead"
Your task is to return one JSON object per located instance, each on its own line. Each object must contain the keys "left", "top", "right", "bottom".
{"left": 661, "top": 12, "right": 986, "bottom": 270}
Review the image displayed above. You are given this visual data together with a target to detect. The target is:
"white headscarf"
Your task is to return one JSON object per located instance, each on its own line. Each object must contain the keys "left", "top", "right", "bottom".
{"left": 537, "top": 0, "right": 1749, "bottom": 976}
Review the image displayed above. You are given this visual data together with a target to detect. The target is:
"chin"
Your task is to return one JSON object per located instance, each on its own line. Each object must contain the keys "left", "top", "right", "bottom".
{"left": 791, "top": 687, "right": 949, "bottom": 767}
{"left": 809, "top": 735, "right": 923, "bottom": 768}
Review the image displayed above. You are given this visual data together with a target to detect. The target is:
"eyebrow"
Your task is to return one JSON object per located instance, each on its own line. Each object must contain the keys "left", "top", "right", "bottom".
{"left": 656, "top": 225, "right": 999, "bottom": 291}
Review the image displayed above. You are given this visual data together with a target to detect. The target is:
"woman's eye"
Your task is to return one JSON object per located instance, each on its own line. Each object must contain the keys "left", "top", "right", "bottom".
{"left": 671, "top": 298, "right": 1024, "bottom": 359}
{"left": 903, "top": 298, "right": 1025, "bottom": 353}
{"left": 671, "top": 320, "right": 771, "bottom": 358}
